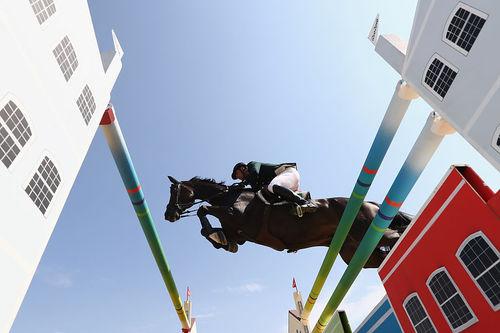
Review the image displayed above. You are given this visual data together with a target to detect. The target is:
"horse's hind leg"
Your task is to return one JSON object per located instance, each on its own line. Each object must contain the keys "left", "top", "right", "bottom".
{"left": 372, "top": 229, "right": 401, "bottom": 265}
{"left": 364, "top": 249, "right": 387, "bottom": 268}
{"left": 362, "top": 230, "right": 401, "bottom": 268}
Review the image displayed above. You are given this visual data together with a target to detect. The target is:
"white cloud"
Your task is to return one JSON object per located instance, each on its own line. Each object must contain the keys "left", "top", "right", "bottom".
{"left": 212, "top": 282, "right": 264, "bottom": 295}
{"left": 232, "top": 282, "right": 263, "bottom": 293}
{"left": 193, "top": 312, "right": 215, "bottom": 319}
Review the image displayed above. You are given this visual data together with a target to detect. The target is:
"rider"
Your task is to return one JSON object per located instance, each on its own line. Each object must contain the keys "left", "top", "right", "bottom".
{"left": 231, "top": 161, "right": 307, "bottom": 205}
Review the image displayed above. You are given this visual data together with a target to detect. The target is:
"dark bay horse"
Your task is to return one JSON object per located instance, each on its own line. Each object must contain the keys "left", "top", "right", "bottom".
{"left": 164, "top": 177, "right": 412, "bottom": 268}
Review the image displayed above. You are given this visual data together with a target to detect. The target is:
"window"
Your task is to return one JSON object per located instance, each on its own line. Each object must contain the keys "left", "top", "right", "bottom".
{"left": 29, "top": 0, "right": 56, "bottom": 25}
{"left": 423, "top": 55, "right": 458, "bottom": 100}
{"left": 76, "top": 85, "right": 96, "bottom": 125}
{"left": 458, "top": 232, "right": 499, "bottom": 310}
{"left": 444, "top": 4, "right": 487, "bottom": 55}
{"left": 53, "top": 36, "right": 78, "bottom": 81}
{"left": 493, "top": 125, "right": 500, "bottom": 154}
{"left": 0, "top": 101, "right": 32, "bottom": 168}
{"left": 25, "top": 156, "right": 61, "bottom": 215}
{"left": 427, "top": 268, "right": 476, "bottom": 331}
{"left": 403, "top": 294, "right": 436, "bottom": 333}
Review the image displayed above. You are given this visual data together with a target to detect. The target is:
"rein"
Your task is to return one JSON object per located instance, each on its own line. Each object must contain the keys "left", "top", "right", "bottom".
{"left": 172, "top": 182, "right": 230, "bottom": 218}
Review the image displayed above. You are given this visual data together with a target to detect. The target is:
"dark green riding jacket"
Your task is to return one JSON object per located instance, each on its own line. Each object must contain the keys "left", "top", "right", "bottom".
{"left": 244, "top": 161, "right": 297, "bottom": 191}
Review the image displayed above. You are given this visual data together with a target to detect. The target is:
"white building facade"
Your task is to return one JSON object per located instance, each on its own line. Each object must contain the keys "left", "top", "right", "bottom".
{"left": 0, "top": 1, "right": 123, "bottom": 331}
{"left": 374, "top": 0, "right": 500, "bottom": 171}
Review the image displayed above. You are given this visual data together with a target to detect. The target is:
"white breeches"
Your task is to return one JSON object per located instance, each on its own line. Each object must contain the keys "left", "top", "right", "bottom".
{"left": 268, "top": 167, "right": 300, "bottom": 193}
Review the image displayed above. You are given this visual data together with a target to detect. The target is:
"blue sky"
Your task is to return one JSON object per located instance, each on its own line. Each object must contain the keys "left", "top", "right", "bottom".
{"left": 12, "top": 1, "right": 499, "bottom": 333}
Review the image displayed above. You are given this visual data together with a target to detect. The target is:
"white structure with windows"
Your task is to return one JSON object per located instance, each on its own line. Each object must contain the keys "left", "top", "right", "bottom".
{"left": 0, "top": 1, "right": 123, "bottom": 331}
{"left": 457, "top": 231, "right": 500, "bottom": 310}
{"left": 0, "top": 100, "right": 33, "bottom": 168}
{"left": 372, "top": 0, "right": 500, "bottom": 171}
{"left": 77, "top": 85, "right": 97, "bottom": 125}
{"left": 53, "top": 36, "right": 79, "bottom": 81}
{"left": 29, "top": 0, "right": 57, "bottom": 25}
{"left": 25, "top": 155, "right": 61, "bottom": 215}
{"left": 426, "top": 268, "right": 477, "bottom": 332}
{"left": 443, "top": 3, "right": 488, "bottom": 56}
{"left": 422, "top": 54, "right": 459, "bottom": 101}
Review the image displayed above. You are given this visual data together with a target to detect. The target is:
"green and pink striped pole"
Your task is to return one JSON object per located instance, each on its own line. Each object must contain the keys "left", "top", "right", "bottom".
{"left": 311, "top": 112, "right": 455, "bottom": 332}
{"left": 100, "top": 105, "right": 191, "bottom": 332}
{"left": 301, "top": 80, "right": 418, "bottom": 324}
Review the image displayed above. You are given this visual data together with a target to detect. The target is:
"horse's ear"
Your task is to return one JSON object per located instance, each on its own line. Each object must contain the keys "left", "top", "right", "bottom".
{"left": 168, "top": 176, "right": 180, "bottom": 184}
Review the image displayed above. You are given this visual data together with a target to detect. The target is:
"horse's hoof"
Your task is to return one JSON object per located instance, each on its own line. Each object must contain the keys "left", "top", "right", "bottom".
{"left": 227, "top": 242, "right": 238, "bottom": 253}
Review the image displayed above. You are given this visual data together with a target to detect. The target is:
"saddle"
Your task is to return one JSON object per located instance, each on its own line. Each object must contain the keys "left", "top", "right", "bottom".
{"left": 256, "top": 188, "right": 318, "bottom": 217}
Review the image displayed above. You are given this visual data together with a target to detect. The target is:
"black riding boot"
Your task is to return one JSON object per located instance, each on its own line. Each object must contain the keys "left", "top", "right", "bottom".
{"left": 272, "top": 185, "right": 307, "bottom": 205}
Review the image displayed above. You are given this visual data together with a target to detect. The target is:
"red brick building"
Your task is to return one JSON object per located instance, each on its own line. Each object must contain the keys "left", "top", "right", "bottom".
{"left": 378, "top": 166, "right": 499, "bottom": 332}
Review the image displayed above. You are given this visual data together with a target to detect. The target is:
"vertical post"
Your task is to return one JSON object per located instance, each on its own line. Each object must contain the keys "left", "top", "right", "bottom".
{"left": 301, "top": 80, "right": 418, "bottom": 323}
{"left": 289, "top": 279, "right": 311, "bottom": 333}
{"left": 311, "top": 112, "right": 454, "bottom": 333}
{"left": 100, "top": 105, "right": 191, "bottom": 332}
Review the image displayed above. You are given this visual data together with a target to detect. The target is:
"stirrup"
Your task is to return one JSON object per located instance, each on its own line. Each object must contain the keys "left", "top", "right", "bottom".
{"left": 291, "top": 202, "right": 318, "bottom": 217}
{"left": 295, "top": 205, "right": 304, "bottom": 218}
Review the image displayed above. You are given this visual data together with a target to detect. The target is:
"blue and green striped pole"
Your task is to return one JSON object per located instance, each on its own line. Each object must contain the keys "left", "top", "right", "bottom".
{"left": 100, "top": 105, "right": 191, "bottom": 332}
{"left": 312, "top": 112, "right": 453, "bottom": 332}
{"left": 301, "top": 80, "right": 418, "bottom": 323}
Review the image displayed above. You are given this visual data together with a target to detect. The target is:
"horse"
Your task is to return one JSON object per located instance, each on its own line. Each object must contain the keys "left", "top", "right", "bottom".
{"left": 164, "top": 176, "right": 412, "bottom": 268}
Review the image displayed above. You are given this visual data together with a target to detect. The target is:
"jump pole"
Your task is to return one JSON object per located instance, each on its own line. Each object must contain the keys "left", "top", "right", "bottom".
{"left": 311, "top": 112, "right": 455, "bottom": 332}
{"left": 100, "top": 105, "right": 191, "bottom": 333}
{"left": 301, "top": 80, "right": 418, "bottom": 324}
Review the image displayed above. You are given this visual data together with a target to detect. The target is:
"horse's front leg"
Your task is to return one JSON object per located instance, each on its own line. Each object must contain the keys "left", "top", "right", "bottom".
{"left": 197, "top": 205, "right": 226, "bottom": 244}
{"left": 197, "top": 205, "right": 237, "bottom": 252}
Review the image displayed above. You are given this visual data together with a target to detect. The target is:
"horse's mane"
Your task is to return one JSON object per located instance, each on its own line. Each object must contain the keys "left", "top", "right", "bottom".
{"left": 189, "top": 176, "right": 226, "bottom": 186}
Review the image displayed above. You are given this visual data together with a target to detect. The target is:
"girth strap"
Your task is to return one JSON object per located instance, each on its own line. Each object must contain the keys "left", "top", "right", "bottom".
{"left": 253, "top": 205, "right": 289, "bottom": 251}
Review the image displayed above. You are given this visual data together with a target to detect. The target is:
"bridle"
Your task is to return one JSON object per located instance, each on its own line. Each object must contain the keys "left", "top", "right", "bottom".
{"left": 169, "top": 182, "right": 230, "bottom": 218}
